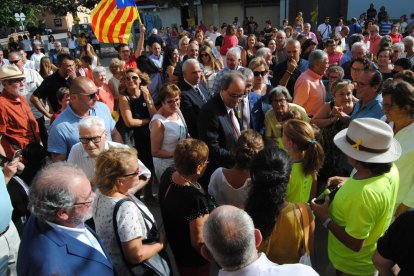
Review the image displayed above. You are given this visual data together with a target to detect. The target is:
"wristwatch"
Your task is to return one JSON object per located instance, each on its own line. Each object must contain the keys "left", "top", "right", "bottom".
{"left": 323, "top": 217, "right": 332, "bottom": 229}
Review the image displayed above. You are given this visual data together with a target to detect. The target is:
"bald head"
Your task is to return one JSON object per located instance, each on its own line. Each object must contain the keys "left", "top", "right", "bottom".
{"left": 69, "top": 77, "right": 96, "bottom": 94}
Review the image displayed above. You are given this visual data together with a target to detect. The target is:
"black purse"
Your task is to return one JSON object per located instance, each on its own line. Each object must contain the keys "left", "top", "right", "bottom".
{"left": 113, "top": 198, "right": 171, "bottom": 276}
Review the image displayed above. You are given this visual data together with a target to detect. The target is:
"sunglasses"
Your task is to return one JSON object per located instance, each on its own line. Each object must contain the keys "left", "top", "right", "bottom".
{"left": 200, "top": 53, "right": 209, "bottom": 57}
{"left": 126, "top": 76, "right": 139, "bottom": 81}
{"left": 6, "top": 78, "right": 25, "bottom": 84}
{"left": 253, "top": 70, "right": 268, "bottom": 77}
{"left": 78, "top": 91, "right": 98, "bottom": 99}
{"left": 9, "top": 59, "right": 20, "bottom": 64}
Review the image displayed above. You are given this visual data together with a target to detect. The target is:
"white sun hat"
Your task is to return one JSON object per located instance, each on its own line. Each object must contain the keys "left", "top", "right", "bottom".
{"left": 334, "top": 118, "right": 401, "bottom": 163}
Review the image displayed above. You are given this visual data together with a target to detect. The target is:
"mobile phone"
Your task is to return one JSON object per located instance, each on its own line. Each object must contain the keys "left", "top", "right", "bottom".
{"left": 0, "top": 154, "right": 11, "bottom": 167}
{"left": 315, "top": 185, "right": 340, "bottom": 204}
{"left": 13, "top": 149, "right": 22, "bottom": 160}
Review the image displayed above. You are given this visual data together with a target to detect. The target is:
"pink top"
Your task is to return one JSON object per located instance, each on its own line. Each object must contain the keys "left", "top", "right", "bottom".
{"left": 370, "top": 34, "right": 382, "bottom": 55}
{"left": 328, "top": 51, "right": 343, "bottom": 65}
{"left": 293, "top": 69, "right": 326, "bottom": 116}
{"left": 97, "top": 84, "right": 115, "bottom": 112}
{"left": 303, "top": 32, "right": 319, "bottom": 44}
{"left": 220, "top": 35, "right": 238, "bottom": 55}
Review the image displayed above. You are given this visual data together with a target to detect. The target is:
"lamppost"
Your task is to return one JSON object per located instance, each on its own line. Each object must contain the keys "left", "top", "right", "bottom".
{"left": 14, "top": 12, "right": 26, "bottom": 32}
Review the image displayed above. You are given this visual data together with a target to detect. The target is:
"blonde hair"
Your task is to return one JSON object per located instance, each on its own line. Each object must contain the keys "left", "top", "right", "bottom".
{"left": 94, "top": 147, "right": 138, "bottom": 195}
{"left": 109, "top": 58, "right": 125, "bottom": 74}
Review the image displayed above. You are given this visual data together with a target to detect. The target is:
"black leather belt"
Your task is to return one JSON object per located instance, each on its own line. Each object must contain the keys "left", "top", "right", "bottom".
{"left": 0, "top": 226, "right": 9, "bottom": 237}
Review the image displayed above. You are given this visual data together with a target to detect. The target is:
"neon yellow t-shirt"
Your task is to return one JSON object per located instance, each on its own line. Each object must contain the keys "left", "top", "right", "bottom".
{"left": 286, "top": 162, "right": 312, "bottom": 203}
{"left": 328, "top": 164, "right": 399, "bottom": 275}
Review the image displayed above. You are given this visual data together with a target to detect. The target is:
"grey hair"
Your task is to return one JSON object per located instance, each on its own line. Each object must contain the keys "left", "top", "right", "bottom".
{"left": 351, "top": 42, "right": 367, "bottom": 53}
{"left": 8, "top": 51, "right": 22, "bottom": 60}
{"left": 182, "top": 58, "right": 199, "bottom": 72}
{"left": 78, "top": 116, "right": 105, "bottom": 132}
{"left": 268, "top": 85, "right": 292, "bottom": 102}
{"left": 304, "top": 23, "right": 311, "bottom": 28}
{"left": 203, "top": 206, "right": 256, "bottom": 269}
{"left": 151, "top": 28, "right": 158, "bottom": 34}
{"left": 238, "top": 67, "right": 254, "bottom": 79}
{"left": 29, "top": 162, "right": 87, "bottom": 223}
{"left": 286, "top": 39, "right": 300, "bottom": 48}
{"left": 226, "top": 47, "right": 241, "bottom": 59}
{"left": 308, "top": 49, "right": 328, "bottom": 68}
{"left": 326, "top": 65, "right": 345, "bottom": 79}
{"left": 220, "top": 71, "right": 245, "bottom": 91}
{"left": 403, "top": 36, "right": 414, "bottom": 50}
{"left": 92, "top": 66, "right": 106, "bottom": 79}
{"left": 391, "top": 42, "right": 405, "bottom": 53}
{"left": 255, "top": 47, "right": 272, "bottom": 59}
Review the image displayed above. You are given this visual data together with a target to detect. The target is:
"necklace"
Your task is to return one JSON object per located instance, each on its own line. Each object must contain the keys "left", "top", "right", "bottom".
{"left": 180, "top": 174, "right": 202, "bottom": 190}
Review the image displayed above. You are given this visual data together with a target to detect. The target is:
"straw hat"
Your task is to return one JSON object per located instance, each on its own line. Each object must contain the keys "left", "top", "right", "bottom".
{"left": 333, "top": 118, "right": 401, "bottom": 163}
{"left": 0, "top": 65, "right": 24, "bottom": 80}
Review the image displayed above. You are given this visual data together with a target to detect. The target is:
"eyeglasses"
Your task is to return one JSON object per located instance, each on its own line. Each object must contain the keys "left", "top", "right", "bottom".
{"left": 122, "top": 167, "right": 140, "bottom": 178}
{"left": 9, "top": 59, "right": 20, "bottom": 64}
{"left": 79, "top": 130, "right": 105, "bottom": 144}
{"left": 73, "top": 200, "right": 93, "bottom": 206}
{"left": 200, "top": 53, "right": 209, "bottom": 57}
{"left": 6, "top": 78, "right": 25, "bottom": 84}
{"left": 253, "top": 70, "right": 268, "bottom": 77}
{"left": 126, "top": 76, "right": 139, "bottom": 82}
{"left": 356, "top": 81, "right": 370, "bottom": 87}
{"left": 77, "top": 91, "right": 98, "bottom": 99}
{"left": 73, "top": 190, "right": 94, "bottom": 206}
{"left": 272, "top": 98, "right": 287, "bottom": 104}
{"left": 228, "top": 93, "right": 245, "bottom": 99}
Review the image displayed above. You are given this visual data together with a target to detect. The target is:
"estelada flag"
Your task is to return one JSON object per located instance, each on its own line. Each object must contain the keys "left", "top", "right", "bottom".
{"left": 91, "top": 0, "right": 140, "bottom": 44}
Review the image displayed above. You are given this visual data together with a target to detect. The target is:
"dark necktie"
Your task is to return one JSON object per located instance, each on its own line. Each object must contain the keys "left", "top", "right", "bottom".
{"left": 241, "top": 98, "right": 250, "bottom": 131}
{"left": 195, "top": 86, "right": 206, "bottom": 103}
{"left": 229, "top": 109, "right": 241, "bottom": 139}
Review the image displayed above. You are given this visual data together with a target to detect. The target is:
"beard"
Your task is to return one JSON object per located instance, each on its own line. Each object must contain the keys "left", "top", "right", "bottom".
{"left": 18, "top": 88, "right": 28, "bottom": 96}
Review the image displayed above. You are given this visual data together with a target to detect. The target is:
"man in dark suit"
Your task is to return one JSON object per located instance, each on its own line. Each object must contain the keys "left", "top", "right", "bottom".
{"left": 17, "top": 163, "right": 114, "bottom": 276}
{"left": 238, "top": 67, "right": 265, "bottom": 134}
{"left": 180, "top": 58, "right": 211, "bottom": 138}
{"left": 198, "top": 71, "right": 245, "bottom": 186}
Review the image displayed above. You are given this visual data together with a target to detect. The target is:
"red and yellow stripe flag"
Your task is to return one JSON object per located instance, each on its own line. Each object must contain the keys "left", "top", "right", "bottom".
{"left": 91, "top": 0, "right": 141, "bottom": 44}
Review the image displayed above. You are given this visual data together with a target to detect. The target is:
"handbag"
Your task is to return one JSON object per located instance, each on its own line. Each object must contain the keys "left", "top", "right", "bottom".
{"left": 115, "top": 95, "right": 135, "bottom": 147}
{"left": 295, "top": 203, "right": 312, "bottom": 267}
{"left": 113, "top": 198, "right": 171, "bottom": 276}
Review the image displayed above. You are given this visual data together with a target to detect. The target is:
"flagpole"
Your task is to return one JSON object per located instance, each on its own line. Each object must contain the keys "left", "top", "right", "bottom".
{"left": 135, "top": 6, "right": 142, "bottom": 25}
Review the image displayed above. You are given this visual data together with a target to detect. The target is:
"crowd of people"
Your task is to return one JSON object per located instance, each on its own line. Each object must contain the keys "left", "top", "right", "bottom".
{"left": 1, "top": 4, "right": 414, "bottom": 276}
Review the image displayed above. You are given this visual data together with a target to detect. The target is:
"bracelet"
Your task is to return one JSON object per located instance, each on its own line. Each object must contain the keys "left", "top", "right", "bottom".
{"left": 286, "top": 70, "right": 293, "bottom": 75}
{"left": 146, "top": 99, "right": 153, "bottom": 105}
{"left": 323, "top": 217, "right": 332, "bottom": 229}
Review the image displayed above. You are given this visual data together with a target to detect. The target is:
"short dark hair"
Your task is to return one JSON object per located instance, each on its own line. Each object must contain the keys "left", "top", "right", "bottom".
{"left": 57, "top": 53, "right": 74, "bottom": 67}
{"left": 394, "top": 58, "right": 412, "bottom": 70}
{"left": 220, "top": 71, "right": 245, "bottom": 91}
{"left": 382, "top": 81, "right": 414, "bottom": 117}
{"left": 357, "top": 161, "right": 392, "bottom": 175}
{"left": 365, "top": 69, "right": 383, "bottom": 89}
{"left": 393, "top": 70, "right": 414, "bottom": 86}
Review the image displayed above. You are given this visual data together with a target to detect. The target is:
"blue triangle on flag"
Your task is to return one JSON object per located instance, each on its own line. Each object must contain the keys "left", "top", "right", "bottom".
{"left": 116, "top": 0, "right": 136, "bottom": 9}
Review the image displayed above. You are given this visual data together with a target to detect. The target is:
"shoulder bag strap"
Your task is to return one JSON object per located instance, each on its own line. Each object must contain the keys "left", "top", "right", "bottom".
{"left": 176, "top": 109, "right": 189, "bottom": 138}
{"left": 112, "top": 198, "right": 134, "bottom": 264}
{"left": 295, "top": 203, "right": 310, "bottom": 255}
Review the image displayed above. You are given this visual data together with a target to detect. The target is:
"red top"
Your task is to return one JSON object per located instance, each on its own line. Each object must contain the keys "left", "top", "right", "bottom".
{"left": 220, "top": 35, "right": 238, "bottom": 56}
{"left": 123, "top": 54, "right": 137, "bottom": 70}
{"left": 0, "top": 94, "right": 40, "bottom": 159}
{"left": 389, "top": 33, "right": 403, "bottom": 44}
